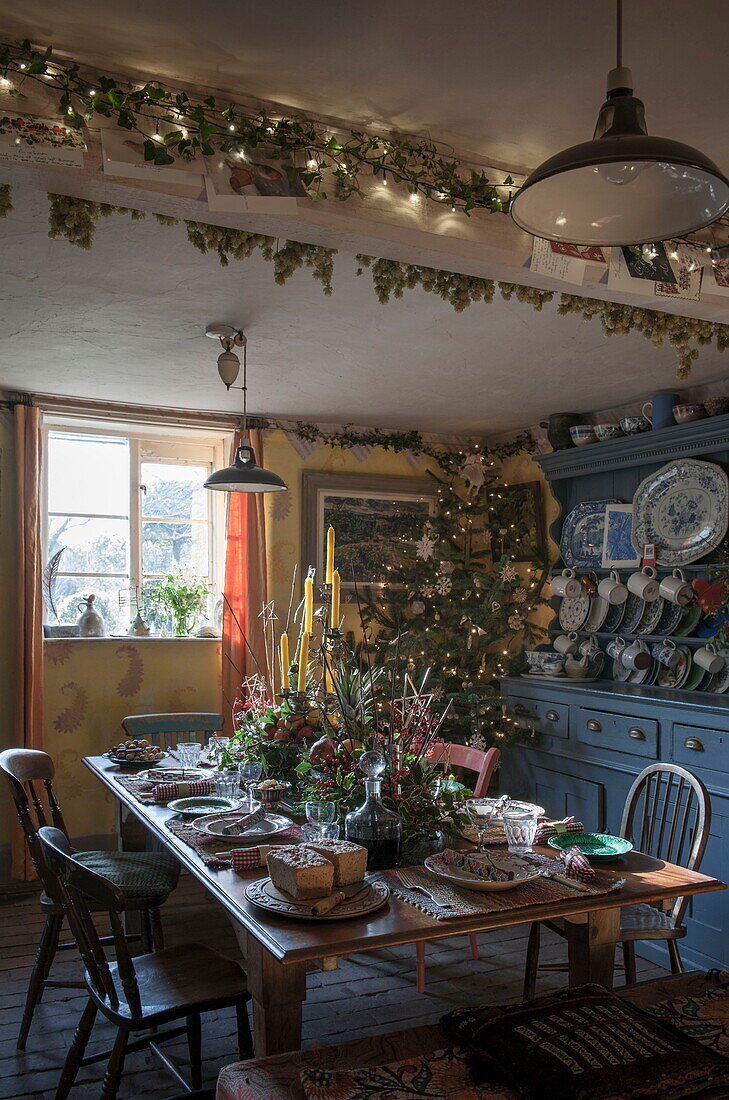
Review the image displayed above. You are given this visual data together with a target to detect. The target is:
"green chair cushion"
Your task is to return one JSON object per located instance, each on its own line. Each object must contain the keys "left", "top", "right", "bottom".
{"left": 74, "top": 850, "right": 180, "bottom": 902}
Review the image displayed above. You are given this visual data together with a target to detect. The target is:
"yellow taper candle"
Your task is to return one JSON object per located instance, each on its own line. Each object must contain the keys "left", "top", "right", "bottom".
{"left": 324, "top": 649, "right": 334, "bottom": 695}
{"left": 331, "top": 569, "right": 341, "bottom": 629}
{"left": 304, "top": 576, "right": 314, "bottom": 634}
{"left": 279, "top": 632, "right": 289, "bottom": 689}
{"left": 326, "top": 525, "right": 336, "bottom": 584}
{"left": 297, "top": 632, "right": 309, "bottom": 693}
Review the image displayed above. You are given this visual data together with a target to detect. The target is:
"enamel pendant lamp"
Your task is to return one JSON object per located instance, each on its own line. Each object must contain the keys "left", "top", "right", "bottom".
{"left": 510, "top": 1, "right": 729, "bottom": 245}
{"left": 204, "top": 327, "right": 287, "bottom": 493}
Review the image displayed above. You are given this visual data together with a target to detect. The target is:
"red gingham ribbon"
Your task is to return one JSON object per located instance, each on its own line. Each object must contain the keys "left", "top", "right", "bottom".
{"left": 229, "top": 842, "right": 298, "bottom": 872}
{"left": 152, "top": 779, "right": 215, "bottom": 802}
{"left": 534, "top": 817, "right": 585, "bottom": 844}
{"left": 561, "top": 845, "right": 595, "bottom": 882}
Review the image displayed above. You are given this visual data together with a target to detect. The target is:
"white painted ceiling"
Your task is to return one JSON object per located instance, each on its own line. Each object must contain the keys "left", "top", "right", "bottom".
{"left": 1, "top": 0, "right": 728, "bottom": 175}
{"left": 2, "top": 188, "right": 728, "bottom": 433}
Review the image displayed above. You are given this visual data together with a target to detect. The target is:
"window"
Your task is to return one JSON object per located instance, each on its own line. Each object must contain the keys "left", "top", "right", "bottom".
{"left": 44, "top": 422, "right": 228, "bottom": 634}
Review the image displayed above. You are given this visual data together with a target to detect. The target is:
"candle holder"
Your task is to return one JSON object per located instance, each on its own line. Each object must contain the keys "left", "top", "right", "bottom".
{"left": 287, "top": 690, "right": 309, "bottom": 711}
{"left": 317, "top": 582, "right": 332, "bottom": 606}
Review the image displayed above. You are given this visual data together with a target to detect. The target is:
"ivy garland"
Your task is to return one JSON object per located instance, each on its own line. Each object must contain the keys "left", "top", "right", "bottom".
{"left": 2, "top": 187, "right": 727, "bottom": 379}
{"left": 290, "top": 420, "right": 535, "bottom": 463}
{"left": 0, "top": 39, "right": 509, "bottom": 214}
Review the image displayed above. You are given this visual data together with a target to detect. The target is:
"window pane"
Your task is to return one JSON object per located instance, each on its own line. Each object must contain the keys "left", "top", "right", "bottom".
{"left": 49, "top": 516, "right": 129, "bottom": 573}
{"left": 51, "top": 575, "right": 129, "bottom": 633}
{"left": 48, "top": 432, "right": 129, "bottom": 516}
{"left": 141, "top": 463, "right": 209, "bottom": 520}
{"left": 142, "top": 521, "right": 209, "bottom": 575}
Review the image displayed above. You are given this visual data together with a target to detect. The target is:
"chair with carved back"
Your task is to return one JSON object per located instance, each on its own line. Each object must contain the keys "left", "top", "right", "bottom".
{"left": 522, "top": 762, "right": 711, "bottom": 998}
{"left": 0, "top": 748, "right": 180, "bottom": 1050}
{"left": 121, "top": 712, "right": 224, "bottom": 750}
{"left": 414, "top": 742, "right": 501, "bottom": 992}
{"left": 38, "top": 826, "right": 253, "bottom": 1100}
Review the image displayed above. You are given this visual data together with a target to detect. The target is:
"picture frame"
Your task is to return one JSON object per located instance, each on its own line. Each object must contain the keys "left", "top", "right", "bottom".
{"left": 602, "top": 503, "right": 642, "bottom": 568}
{"left": 488, "top": 480, "right": 546, "bottom": 562}
{"left": 301, "top": 471, "right": 437, "bottom": 590}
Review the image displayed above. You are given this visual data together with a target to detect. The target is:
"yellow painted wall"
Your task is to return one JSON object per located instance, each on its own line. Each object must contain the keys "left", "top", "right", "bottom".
{"left": 0, "top": 411, "right": 18, "bottom": 853}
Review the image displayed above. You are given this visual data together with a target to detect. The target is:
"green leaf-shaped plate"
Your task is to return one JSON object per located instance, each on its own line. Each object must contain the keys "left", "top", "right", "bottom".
{"left": 547, "top": 832, "right": 633, "bottom": 861}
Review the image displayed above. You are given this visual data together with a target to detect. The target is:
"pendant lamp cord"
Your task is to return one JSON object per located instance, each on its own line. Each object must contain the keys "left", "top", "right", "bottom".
{"left": 241, "top": 339, "right": 248, "bottom": 437}
{"left": 616, "top": 0, "right": 623, "bottom": 67}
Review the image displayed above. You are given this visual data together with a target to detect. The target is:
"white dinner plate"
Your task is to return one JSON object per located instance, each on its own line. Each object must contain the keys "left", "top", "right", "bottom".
{"left": 192, "top": 811, "right": 293, "bottom": 840}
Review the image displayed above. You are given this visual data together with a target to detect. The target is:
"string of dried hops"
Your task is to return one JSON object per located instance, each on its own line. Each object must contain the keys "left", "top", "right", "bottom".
{"left": 0, "top": 184, "right": 12, "bottom": 218}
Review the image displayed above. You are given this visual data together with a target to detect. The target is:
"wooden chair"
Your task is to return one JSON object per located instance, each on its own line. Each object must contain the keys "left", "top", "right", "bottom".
{"left": 38, "top": 826, "right": 253, "bottom": 1100}
{"left": 415, "top": 742, "right": 501, "bottom": 992}
{"left": 0, "top": 748, "right": 180, "bottom": 1050}
{"left": 121, "top": 712, "right": 224, "bottom": 750}
{"left": 522, "top": 762, "right": 711, "bottom": 998}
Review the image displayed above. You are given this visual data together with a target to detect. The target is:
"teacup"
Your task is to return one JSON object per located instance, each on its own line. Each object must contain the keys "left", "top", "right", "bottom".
{"left": 627, "top": 566, "right": 660, "bottom": 602}
{"left": 598, "top": 570, "right": 628, "bottom": 605}
{"left": 659, "top": 567, "right": 694, "bottom": 607}
{"left": 673, "top": 403, "right": 706, "bottom": 424}
{"left": 524, "top": 650, "right": 551, "bottom": 671}
{"left": 621, "top": 639, "right": 651, "bottom": 671}
{"left": 651, "top": 639, "right": 680, "bottom": 668}
{"left": 553, "top": 632, "right": 580, "bottom": 656}
{"left": 578, "top": 635, "right": 601, "bottom": 659}
{"left": 606, "top": 636, "right": 627, "bottom": 660}
{"left": 551, "top": 568, "right": 583, "bottom": 599}
{"left": 620, "top": 415, "right": 651, "bottom": 435}
{"left": 594, "top": 423, "right": 623, "bottom": 441}
{"left": 570, "top": 425, "right": 597, "bottom": 447}
{"left": 694, "top": 643, "right": 724, "bottom": 674}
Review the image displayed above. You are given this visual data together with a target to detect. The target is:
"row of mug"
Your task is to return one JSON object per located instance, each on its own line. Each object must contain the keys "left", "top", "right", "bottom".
{"left": 554, "top": 631, "right": 725, "bottom": 674}
{"left": 552, "top": 566, "right": 693, "bottom": 606}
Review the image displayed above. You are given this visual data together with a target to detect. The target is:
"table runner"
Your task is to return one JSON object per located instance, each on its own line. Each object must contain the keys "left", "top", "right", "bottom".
{"left": 164, "top": 819, "right": 302, "bottom": 867}
{"left": 380, "top": 854, "right": 624, "bottom": 920}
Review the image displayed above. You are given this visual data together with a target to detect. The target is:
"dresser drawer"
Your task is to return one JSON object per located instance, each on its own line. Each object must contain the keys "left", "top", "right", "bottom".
{"left": 508, "top": 696, "right": 569, "bottom": 740}
{"left": 673, "top": 725, "right": 729, "bottom": 776}
{"left": 574, "top": 708, "right": 658, "bottom": 758}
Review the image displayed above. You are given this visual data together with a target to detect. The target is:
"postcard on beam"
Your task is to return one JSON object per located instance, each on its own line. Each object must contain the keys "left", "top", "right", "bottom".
{"left": 100, "top": 128, "right": 204, "bottom": 187}
{"left": 204, "top": 152, "right": 304, "bottom": 213}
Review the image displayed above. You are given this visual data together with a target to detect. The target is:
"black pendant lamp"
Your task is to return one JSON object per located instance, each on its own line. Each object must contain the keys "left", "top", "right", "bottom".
{"left": 204, "top": 327, "right": 287, "bottom": 494}
{"left": 510, "top": 0, "right": 729, "bottom": 246}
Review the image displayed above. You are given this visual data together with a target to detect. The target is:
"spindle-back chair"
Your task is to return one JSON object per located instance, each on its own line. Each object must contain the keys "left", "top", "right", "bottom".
{"left": 121, "top": 712, "right": 224, "bottom": 750}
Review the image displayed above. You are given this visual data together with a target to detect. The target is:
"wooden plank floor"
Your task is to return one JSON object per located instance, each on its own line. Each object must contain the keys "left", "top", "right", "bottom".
{"left": 1, "top": 872, "right": 667, "bottom": 1099}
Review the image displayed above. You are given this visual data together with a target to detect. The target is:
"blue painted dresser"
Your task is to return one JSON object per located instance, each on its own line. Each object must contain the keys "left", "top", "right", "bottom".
{"left": 501, "top": 414, "right": 729, "bottom": 971}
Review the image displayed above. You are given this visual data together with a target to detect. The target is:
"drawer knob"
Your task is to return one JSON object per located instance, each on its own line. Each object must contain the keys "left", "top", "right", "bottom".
{"left": 628, "top": 727, "right": 646, "bottom": 740}
{"left": 586, "top": 719, "right": 602, "bottom": 732}
{"left": 684, "top": 736, "right": 704, "bottom": 752}
{"left": 545, "top": 710, "right": 560, "bottom": 723}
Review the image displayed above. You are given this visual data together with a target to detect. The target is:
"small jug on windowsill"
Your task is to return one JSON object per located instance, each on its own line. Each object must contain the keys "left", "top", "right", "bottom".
{"left": 76, "top": 594, "right": 107, "bottom": 638}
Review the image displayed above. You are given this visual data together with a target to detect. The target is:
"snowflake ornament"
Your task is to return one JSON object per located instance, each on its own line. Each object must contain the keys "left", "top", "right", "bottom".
{"left": 513, "top": 587, "right": 528, "bottom": 604}
{"left": 508, "top": 613, "right": 525, "bottom": 630}
{"left": 436, "top": 575, "right": 453, "bottom": 596}
{"left": 415, "top": 532, "right": 436, "bottom": 560}
{"left": 420, "top": 583, "right": 436, "bottom": 598}
{"left": 499, "top": 562, "right": 518, "bottom": 582}
{"left": 410, "top": 600, "right": 426, "bottom": 615}
{"left": 439, "top": 559, "right": 455, "bottom": 575}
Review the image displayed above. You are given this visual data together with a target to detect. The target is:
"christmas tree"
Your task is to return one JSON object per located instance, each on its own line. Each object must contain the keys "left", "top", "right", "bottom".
{"left": 364, "top": 442, "right": 549, "bottom": 746}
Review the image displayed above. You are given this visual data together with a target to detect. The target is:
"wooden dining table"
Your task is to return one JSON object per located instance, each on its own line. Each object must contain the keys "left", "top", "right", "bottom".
{"left": 84, "top": 754, "right": 726, "bottom": 1057}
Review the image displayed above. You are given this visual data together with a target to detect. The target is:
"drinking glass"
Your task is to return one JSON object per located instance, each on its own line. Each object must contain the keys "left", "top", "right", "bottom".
{"left": 302, "top": 823, "right": 340, "bottom": 842}
{"left": 465, "top": 798, "right": 497, "bottom": 851}
{"left": 207, "top": 735, "right": 230, "bottom": 767}
{"left": 238, "top": 759, "right": 263, "bottom": 811}
{"left": 305, "top": 800, "right": 337, "bottom": 837}
{"left": 503, "top": 809, "right": 539, "bottom": 855}
{"left": 176, "top": 741, "right": 201, "bottom": 777}
{"left": 212, "top": 770, "right": 240, "bottom": 802}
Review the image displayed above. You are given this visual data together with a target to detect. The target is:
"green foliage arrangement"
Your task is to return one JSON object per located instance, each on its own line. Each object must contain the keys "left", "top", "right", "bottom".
{"left": 144, "top": 573, "right": 209, "bottom": 636}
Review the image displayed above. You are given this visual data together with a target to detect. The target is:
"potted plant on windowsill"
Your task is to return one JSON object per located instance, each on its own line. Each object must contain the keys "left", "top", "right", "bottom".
{"left": 144, "top": 574, "right": 210, "bottom": 637}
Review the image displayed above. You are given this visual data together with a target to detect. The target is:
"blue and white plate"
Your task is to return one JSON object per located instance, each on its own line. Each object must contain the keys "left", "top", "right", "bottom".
{"left": 621, "top": 593, "right": 646, "bottom": 634}
{"left": 603, "top": 600, "right": 627, "bottom": 633}
{"left": 560, "top": 499, "right": 621, "bottom": 567}
{"left": 632, "top": 460, "right": 729, "bottom": 566}
{"left": 654, "top": 600, "right": 684, "bottom": 637}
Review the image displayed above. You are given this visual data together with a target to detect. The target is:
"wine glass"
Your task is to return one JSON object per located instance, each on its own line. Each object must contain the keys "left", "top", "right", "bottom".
{"left": 176, "top": 741, "right": 201, "bottom": 778}
{"left": 207, "top": 734, "right": 230, "bottom": 768}
{"left": 238, "top": 759, "right": 263, "bottom": 811}
{"left": 465, "top": 798, "right": 497, "bottom": 851}
{"left": 305, "top": 800, "right": 337, "bottom": 837}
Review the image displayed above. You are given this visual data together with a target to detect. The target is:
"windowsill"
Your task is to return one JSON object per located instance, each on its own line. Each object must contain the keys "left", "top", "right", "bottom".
{"left": 43, "top": 635, "right": 221, "bottom": 642}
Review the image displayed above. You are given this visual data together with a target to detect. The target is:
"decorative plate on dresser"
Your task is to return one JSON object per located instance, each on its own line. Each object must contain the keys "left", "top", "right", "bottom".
{"left": 655, "top": 646, "right": 692, "bottom": 689}
{"left": 602, "top": 600, "right": 627, "bottom": 633}
{"left": 621, "top": 593, "right": 647, "bottom": 634}
{"left": 560, "top": 499, "right": 621, "bottom": 567}
{"left": 635, "top": 597, "right": 665, "bottom": 636}
{"left": 611, "top": 659, "right": 632, "bottom": 683}
{"left": 654, "top": 600, "right": 684, "bottom": 637}
{"left": 584, "top": 596, "right": 609, "bottom": 632}
{"left": 631, "top": 460, "right": 729, "bottom": 566}
{"left": 674, "top": 604, "right": 702, "bottom": 637}
{"left": 558, "top": 594, "right": 591, "bottom": 631}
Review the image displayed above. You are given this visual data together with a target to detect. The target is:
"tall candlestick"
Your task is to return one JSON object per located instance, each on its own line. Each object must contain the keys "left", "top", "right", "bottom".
{"left": 297, "top": 632, "right": 309, "bottom": 693}
{"left": 326, "top": 525, "right": 335, "bottom": 585}
{"left": 324, "top": 649, "right": 334, "bottom": 695}
{"left": 279, "top": 632, "right": 289, "bottom": 690}
{"left": 304, "top": 577, "right": 314, "bottom": 634}
{"left": 331, "top": 569, "right": 341, "bottom": 629}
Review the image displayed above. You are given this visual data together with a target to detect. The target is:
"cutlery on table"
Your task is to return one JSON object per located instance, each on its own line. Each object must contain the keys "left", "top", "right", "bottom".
{"left": 396, "top": 869, "right": 455, "bottom": 909}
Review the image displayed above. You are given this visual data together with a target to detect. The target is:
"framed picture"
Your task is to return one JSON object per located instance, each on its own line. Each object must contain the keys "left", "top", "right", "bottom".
{"left": 602, "top": 504, "right": 641, "bottom": 568}
{"left": 302, "top": 472, "right": 437, "bottom": 590}
{"left": 488, "top": 481, "right": 546, "bottom": 562}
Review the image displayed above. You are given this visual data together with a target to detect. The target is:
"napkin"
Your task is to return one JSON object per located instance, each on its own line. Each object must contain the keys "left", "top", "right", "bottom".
{"left": 561, "top": 845, "right": 595, "bottom": 882}
{"left": 152, "top": 778, "right": 214, "bottom": 802}
{"left": 229, "top": 843, "right": 298, "bottom": 872}
{"left": 533, "top": 816, "right": 585, "bottom": 843}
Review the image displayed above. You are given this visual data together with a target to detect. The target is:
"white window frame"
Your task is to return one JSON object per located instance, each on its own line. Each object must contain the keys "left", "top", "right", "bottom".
{"left": 43, "top": 417, "right": 231, "bottom": 625}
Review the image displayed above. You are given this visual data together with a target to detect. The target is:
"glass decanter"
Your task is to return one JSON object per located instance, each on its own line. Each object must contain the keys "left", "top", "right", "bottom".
{"left": 344, "top": 751, "right": 402, "bottom": 870}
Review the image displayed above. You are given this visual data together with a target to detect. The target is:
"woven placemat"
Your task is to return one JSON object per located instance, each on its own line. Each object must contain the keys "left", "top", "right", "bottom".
{"left": 165, "top": 819, "right": 302, "bottom": 868}
{"left": 378, "top": 855, "right": 624, "bottom": 921}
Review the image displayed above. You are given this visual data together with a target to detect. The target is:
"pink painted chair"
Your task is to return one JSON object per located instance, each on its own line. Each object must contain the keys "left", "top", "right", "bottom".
{"left": 413, "top": 741, "right": 500, "bottom": 993}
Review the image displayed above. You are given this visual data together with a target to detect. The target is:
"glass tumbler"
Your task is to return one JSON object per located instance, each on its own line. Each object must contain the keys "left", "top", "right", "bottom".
{"left": 176, "top": 741, "right": 202, "bottom": 776}
{"left": 503, "top": 809, "right": 539, "bottom": 855}
{"left": 305, "top": 800, "right": 337, "bottom": 837}
{"left": 301, "top": 823, "right": 340, "bottom": 842}
{"left": 212, "top": 770, "right": 240, "bottom": 802}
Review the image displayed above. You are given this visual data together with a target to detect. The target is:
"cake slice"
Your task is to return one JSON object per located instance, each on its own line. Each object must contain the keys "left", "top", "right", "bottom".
{"left": 267, "top": 847, "right": 334, "bottom": 900}
{"left": 304, "top": 840, "right": 368, "bottom": 886}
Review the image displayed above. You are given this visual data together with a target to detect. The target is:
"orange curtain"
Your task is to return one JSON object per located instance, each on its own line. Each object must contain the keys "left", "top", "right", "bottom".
{"left": 12, "top": 404, "right": 44, "bottom": 879}
{"left": 222, "top": 428, "right": 269, "bottom": 734}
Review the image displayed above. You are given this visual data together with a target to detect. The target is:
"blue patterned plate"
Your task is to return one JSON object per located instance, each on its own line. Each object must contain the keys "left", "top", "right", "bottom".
{"left": 654, "top": 600, "right": 684, "bottom": 637}
{"left": 603, "top": 600, "right": 627, "bottom": 633}
{"left": 560, "top": 500, "right": 621, "bottom": 567}
{"left": 632, "top": 460, "right": 729, "bottom": 566}
{"left": 622, "top": 593, "right": 646, "bottom": 634}
{"left": 635, "top": 597, "right": 664, "bottom": 636}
